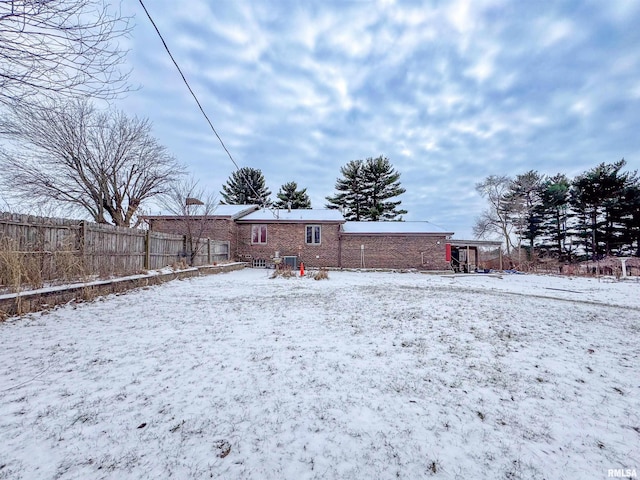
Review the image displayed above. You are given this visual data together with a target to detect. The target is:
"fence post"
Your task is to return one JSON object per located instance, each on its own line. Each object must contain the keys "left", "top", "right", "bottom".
{"left": 80, "top": 221, "right": 88, "bottom": 271}
{"left": 183, "top": 235, "right": 188, "bottom": 265}
{"left": 145, "top": 230, "right": 151, "bottom": 270}
{"left": 207, "top": 238, "right": 211, "bottom": 264}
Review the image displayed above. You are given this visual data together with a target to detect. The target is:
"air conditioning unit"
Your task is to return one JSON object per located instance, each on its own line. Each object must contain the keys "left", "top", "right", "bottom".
{"left": 282, "top": 256, "right": 298, "bottom": 269}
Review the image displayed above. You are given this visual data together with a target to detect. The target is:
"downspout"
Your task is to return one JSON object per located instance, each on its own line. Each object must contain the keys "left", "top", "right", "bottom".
{"left": 338, "top": 226, "right": 343, "bottom": 268}
{"left": 236, "top": 222, "right": 240, "bottom": 261}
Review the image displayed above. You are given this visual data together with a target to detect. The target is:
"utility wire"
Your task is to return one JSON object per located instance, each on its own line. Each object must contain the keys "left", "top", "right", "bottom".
{"left": 137, "top": 0, "right": 274, "bottom": 212}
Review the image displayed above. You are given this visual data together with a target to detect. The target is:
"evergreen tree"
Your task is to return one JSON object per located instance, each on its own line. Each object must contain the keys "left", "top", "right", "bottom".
{"left": 325, "top": 160, "right": 367, "bottom": 220}
{"left": 473, "top": 162, "right": 640, "bottom": 261}
{"left": 570, "top": 160, "right": 629, "bottom": 257}
{"left": 537, "top": 174, "right": 571, "bottom": 260}
{"left": 504, "top": 170, "right": 543, "bottom": 251}
{"left": 620, "top": 177, "right": 640, "bottom": 256}
{"left": 274, "top": 181, "right": 311, "bottom": 209}
{"left": 326, "top": 156, "right": 407, "bottom": 221}
{"left": 220, "top": 167, "right": 271, "bottom": 206}
{"left": 363, "top": 156, "right": 407, "bottom": 221}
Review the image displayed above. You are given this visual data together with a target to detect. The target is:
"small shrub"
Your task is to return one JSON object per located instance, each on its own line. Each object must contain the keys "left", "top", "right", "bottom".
{"left": 171, "top": 260, "right": 189, "bottom": 271}
{"left": 270, "top": 266, "right": 295, "bottom": 279}
{"left": 313, "top": 268, "right": 329, "bottom": 280}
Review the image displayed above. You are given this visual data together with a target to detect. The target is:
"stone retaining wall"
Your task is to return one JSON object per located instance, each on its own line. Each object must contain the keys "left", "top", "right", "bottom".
{"left": 0, "top": 263, "right": 247, "bottom": 320}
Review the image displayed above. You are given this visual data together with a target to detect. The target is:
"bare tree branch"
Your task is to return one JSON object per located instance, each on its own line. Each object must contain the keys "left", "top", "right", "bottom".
{"left": 160, "top": 177, "right": 218, "bottom": 265}
{"left": 0, "top": 0, "right": 132, "bottom": 109}
{"left": 0, "top": 98, "right": 185, "bottom": 226}
{"left": 474, "top": 175, "right": 516, "bottom": 255}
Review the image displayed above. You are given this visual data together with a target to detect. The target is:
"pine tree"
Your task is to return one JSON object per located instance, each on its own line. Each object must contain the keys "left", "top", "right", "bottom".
{"left": 504, "top": 171, "right": 543, "bottom": 252}
{"left": 274, "top": 181, "right": 311, "bottom": 209}
{"left": 325, "top": 160, "right": 367, "bottom": 220}
{"left": 537, "top": 174, "right": 571, "bottom": 260}
{"left": 620, "top": 178, "right": 640, "bottom": 256}
{"left": 363, "top": 156, "right": 407, "bottom": 221}
{"left": 220, "top": 167, "right": 271, "bottom": 206}
{"left": 326, "top": 156, "right": 407, "bottom": 221}
{"left": 570, "top": 160, "right": 629, "bottom": 257}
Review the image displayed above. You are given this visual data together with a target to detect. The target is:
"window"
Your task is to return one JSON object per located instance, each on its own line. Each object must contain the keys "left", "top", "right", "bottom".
{"left": 306, "top": 225, "right": 321, "bottom": 245}
{"left": 252, "top": 258, "right": 266, "bottom": 268}
{"left": 251, "top": 224, "right": 267, "bottom": 244}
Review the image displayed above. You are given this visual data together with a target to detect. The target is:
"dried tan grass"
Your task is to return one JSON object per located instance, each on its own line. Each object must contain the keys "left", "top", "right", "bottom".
{"left": 0, "top": 237, "right": 43, "bottom": 292}
{"left": 0, "top": 236, "right": 88, "bottom": 294}
{"left": 313, "top": 268, "right": 329, "bottom": 281}
{"left": 171, "top": 260, "right": 189, "bottom": 271}
{"left": 270, "top": 266, "right": 296, "bottom": 279}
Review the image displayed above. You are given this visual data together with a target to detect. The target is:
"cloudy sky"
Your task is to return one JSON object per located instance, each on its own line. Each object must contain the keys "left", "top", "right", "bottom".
{"left": 116, "top": 0, "right": 640, "bottom": 238}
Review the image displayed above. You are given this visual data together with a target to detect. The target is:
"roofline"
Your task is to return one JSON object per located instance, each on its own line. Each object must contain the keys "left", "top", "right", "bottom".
{"left": 227, "top": 205, "right": 261, "bottom": 219}
{"left": 141, "top": 205, "right": 259, "bottom": 221}
{"left": 449, "top": 239, "right": 503, "bottom": 247}
{"left": 236, "top": 218, "right": 346, "bottom": 224}
{"left": 340, "top": 231, "right": 454, "bottom": 236}
{"left": 142, "top": 215, "right": 234, "bottom": 220}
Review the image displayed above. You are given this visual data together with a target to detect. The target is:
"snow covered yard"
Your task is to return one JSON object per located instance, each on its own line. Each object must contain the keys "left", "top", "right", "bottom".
{"left": 1, "top": 269, "right": 638, "bottom": 479}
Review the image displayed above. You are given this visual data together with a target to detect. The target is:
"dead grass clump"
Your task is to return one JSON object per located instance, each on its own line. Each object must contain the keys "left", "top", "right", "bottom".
{"left": 50, "top": 236, "right": 85, "bottom": 283}
{"left": 171, "top": 260, "right": 189, "bottom": 271}
{"left": 0, "top": 237, "right": 43, "bottom": 292}
{"left": 313, "top": 268, "right": 329, "bottom": 280}
{"left": 270, "top": 267, "right": 295, "bottom": 279}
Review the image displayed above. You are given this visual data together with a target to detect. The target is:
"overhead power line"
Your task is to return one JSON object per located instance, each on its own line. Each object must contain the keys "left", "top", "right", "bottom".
{"left": 137, "top": 0, "right": 273, "bottom": 211}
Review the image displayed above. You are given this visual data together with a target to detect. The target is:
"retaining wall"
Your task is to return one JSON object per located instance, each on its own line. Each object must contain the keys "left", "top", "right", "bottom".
{"left": 0, "top": 263, "right": 247, "bottom": 320}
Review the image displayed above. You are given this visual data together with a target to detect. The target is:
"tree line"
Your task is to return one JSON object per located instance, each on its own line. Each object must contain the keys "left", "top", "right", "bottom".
{"left": 219, "top": 156, "right": 407, "bottom": 221}
{"left": 474, "top": 160, "right": 640, "bottom": 260}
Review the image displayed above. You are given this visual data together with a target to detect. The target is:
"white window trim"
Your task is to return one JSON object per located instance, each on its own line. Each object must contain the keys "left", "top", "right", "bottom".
{"left": 306, "top": 225, "right": 321, "bottom": 245}
{"left": 251, "top": 224, "right": 268, "bottom": 244}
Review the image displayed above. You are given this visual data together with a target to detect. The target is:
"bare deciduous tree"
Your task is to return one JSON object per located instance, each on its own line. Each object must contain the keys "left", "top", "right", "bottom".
{"left": 160, "top": 178, "right": 218, "bottom": 265}
{"left": 473, "top": 174, "right": 516, "bottom": 256}
{"left": 0, "top": 0, "right": 132, "bottom": 108}
{"left": 0, "top": 99, "right": 184, "bottom": 226}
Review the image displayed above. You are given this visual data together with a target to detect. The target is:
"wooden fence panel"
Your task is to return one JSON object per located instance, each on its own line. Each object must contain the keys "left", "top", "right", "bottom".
{"left": 0, "top": 212, "right": 82, "bottom": 285}
{"left": 189, "top": 239, "right": 230, "bottom": 266}
{"left": 147, "top": 232, "right": 185, "bottom": 270}
{"left": 210, "top": 240, "right": 230, "bottom": 264}
{"left": 1, "top": 212, "right": 232, "bottom": 291}
{"left": 83, "top": 223, "right": 147, "bottom": 276}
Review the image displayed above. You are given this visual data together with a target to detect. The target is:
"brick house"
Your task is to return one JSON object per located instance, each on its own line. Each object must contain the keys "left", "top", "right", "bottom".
{"left": 145, "top": 206, "right": 458, "bottom": 271}
{"left": 143, "top": 205, "right": 258, "bottom": 259}
{"left": 341, "top": 222, "right": 452, "bottom": 270}
{"left": 235, "top": 208, "right": 345, "bottom": 268}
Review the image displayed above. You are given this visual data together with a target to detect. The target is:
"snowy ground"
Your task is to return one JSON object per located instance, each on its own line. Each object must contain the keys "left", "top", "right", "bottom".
{"left": 0, "top": 269, "right": 638, "bottom": 479}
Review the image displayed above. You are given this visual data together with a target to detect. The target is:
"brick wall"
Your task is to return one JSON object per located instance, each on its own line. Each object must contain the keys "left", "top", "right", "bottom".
{"left": 339, "top": 234, "right": 450, "bottom": 270}
{"left": 149, "top": 217, "right": 452, "bottom": 270}
{"left": 147, "top": 217, "right": 240, "bottom": 259}
{"left": 236, "top": 222, "right": 342, "bottom": 268}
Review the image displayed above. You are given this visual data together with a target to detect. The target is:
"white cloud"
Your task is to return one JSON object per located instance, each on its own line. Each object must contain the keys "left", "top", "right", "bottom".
{"left": 465, "top": 52, "right": 496, "bottom": 82}
{"left": 102, "top": 0, "right": 640, "bottom": 236}
{"left": 539, "top": 19, "right": 575, "bottom": 48}
{"left": 570, "top": 100, "right": 592, "bottom": 118}
{"left": 446, "top": 0, "right": 474, "bottom": 34}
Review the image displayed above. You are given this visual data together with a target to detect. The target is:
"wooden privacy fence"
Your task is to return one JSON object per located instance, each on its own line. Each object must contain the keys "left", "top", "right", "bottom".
{"left": 0, "top": 212, "right": 229, "bottom": 289}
